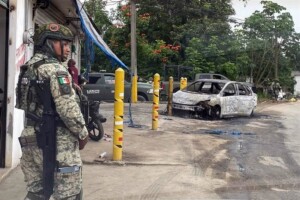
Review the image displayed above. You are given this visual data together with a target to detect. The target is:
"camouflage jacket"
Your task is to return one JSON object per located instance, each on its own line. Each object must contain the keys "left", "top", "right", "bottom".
{"left": 16, "top": 53, "right": 88, "bottom": 140}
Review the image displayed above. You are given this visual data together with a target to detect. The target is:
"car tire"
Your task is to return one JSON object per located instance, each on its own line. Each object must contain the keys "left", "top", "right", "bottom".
{"left": 138, "top": 94, "right": 147, "bottom": 102}
{"left": 88, "top": 119, "right": 104, "bottom": 141}
{"left": 210, "top": 105, "right": 221, "bottom": 120}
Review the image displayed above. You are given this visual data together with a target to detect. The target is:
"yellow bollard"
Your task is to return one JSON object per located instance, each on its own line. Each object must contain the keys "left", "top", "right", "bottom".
{"left": 131, "top": 75, "right": 138, "bottom": 103}
{"left": 183, "top": 77, "right": 188, "bottom": 89}
{"left": 152, "top": 73, "right": 160, "bottom": 130}
{"left": 180, "top": 77, "right": 184, "bottom": 90}
{"left": 113, "top": 68, "right": 124, "bottom": 161}
{"left": 167, "top": 76, "right": 173, "bottom": 116}
{"left": 135, "top": 75, "right": 138, "bottom": 102}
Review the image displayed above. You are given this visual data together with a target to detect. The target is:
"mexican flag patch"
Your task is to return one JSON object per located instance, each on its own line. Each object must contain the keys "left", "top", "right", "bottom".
{"left": 58, "top": 76, "right": 70, "bottom": 85}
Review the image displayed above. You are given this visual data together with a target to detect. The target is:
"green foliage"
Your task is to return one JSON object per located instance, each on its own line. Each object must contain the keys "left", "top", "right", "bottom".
{"left": 240, "top": 0, "right": 300, "bottom": 88}
{"left": 81, "top": 0, "right": 299, "bottom": 94}
{"left": 84, "top": 0, "right": 111, "bottom": 33}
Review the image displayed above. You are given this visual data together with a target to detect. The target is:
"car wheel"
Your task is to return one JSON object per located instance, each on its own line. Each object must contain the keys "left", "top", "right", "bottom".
{"left": 138, "top": 94, "right": 147, "bottom": 102}
{"left": 210, "top": 105, "right": 221, "bottom": 120}
{"left": 88, "top": 119, "right": 104, "bottom": 141}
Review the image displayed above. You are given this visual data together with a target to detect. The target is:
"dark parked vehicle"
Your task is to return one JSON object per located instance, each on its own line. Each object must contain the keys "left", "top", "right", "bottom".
{"left": 82, "top": 73, "right": 153, "bottom": 102}
{"left": 194, "top": 73, "right": 229, "bottom": 80}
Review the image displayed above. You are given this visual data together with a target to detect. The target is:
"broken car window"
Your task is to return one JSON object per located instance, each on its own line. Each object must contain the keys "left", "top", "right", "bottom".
{"left": 237, "top": 83, "right": 250, "bottom": 96}
{"left": 186, "top": 81, "right": 225, "bottom": 94}
{"left": 223, "top": 83, "right": 236, "bottom": 96}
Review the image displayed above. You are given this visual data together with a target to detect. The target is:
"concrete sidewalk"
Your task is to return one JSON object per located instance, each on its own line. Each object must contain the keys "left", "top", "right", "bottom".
{"left": 0, "top": 102, "right": 241, "bottom": 199}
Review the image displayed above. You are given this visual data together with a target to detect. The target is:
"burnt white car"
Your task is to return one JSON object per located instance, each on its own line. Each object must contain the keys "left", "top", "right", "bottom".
{"left": 172, "top": 79, "right": 257, "bottom": 119}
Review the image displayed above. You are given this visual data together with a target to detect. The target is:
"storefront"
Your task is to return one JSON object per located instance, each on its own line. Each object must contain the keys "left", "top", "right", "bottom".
{"left": 3, "top": 0, "right": 83, "bottom": 169}
{"left": 1, "top": 0, "right": 125, "bottom": 170}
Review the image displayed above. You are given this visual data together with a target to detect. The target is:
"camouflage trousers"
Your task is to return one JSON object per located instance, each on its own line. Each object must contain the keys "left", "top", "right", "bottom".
{"left": 20, "top": 127, "right": 83, "bottom": 200}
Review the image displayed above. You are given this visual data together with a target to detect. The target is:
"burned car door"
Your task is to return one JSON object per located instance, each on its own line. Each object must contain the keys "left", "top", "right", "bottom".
{"left": 237, "top": 83, "right": 256, "bottom": 115}
{"left": 220, "top": 83, "right": 239, "bottom": 116}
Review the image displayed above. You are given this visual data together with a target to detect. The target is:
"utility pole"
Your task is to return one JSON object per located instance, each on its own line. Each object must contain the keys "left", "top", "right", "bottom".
{"left": 130, "top": 0, "right": 137, "bottom": 102}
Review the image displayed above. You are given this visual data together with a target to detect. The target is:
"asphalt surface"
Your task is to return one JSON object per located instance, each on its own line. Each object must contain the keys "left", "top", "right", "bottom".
{"left": 1, "top": 101, "right": 300, "bottom": 199}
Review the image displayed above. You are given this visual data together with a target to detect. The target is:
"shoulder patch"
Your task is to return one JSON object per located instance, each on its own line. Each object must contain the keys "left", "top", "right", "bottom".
{"left": 56, "top": 70, "right": 71, "bottom": 95}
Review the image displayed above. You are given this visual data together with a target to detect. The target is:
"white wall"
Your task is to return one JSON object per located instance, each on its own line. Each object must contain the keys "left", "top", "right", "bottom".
{"left": 6, "top": 0, "right": 35, "bottom": 168}
{"left": 5, "top": 0, "right": 81, "bottom": 168}
{"left": 0, "top": 7, "right": 6, "bottom": 104}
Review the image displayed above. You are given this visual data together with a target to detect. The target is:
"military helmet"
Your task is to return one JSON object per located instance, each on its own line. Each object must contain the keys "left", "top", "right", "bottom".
{"left": 33, "top": 23, "right": 73, "bottom": 47}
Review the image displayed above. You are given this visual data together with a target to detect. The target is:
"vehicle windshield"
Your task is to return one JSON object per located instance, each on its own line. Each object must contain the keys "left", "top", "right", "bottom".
{"left": 186, "top": 81, "right": 226, "bottom": 94}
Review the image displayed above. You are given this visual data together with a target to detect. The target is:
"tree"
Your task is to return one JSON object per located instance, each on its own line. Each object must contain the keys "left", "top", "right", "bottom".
{"left": 241, "top": 0, "right": 300, "bottom": 89}
{"left": 103, "top": 0, "right": 238, "bottom": 78}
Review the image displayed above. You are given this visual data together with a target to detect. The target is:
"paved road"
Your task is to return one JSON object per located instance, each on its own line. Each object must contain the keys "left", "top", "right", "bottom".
{"left": 215, "top": 102, "right": 300, "bottom": 199}
{"left": 1, "top": 101, "right": 300, "bottom": 199}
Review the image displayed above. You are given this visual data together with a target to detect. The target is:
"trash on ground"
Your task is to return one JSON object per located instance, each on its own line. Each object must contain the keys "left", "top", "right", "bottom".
{"left": 163, "top": 117, "right": 173, "bottom": 120}
{"left": 99, "top": 152, "right": 107, "bottom": 158}
{"left": 289, "top": 98, "right": 297, "bottom": 102}
{"left": 103, "top": 133, "right": 112, "bottom": 142}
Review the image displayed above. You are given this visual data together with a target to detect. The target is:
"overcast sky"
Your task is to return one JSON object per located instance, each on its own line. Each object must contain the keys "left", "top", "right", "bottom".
{"left": 231, "top": 0, "right": 300, "bottom": 32}
{"left": 100, "top": 0, "right": 300, "bottom": 32}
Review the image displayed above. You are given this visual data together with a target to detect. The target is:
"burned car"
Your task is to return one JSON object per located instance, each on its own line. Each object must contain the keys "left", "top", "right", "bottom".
{"left": 172, "top": 79, "right": 257, "bottom": 119}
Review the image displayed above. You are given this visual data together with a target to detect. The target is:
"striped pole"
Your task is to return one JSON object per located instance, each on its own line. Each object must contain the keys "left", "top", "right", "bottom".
{"left": 152, "top": 73, "right": 160, "bottom": 130}
{"left": 113, "top": 68, "right": 124, "bottom": 161}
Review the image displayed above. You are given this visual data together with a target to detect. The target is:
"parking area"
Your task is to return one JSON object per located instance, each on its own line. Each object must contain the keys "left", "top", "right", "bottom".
{"left": 3, "top": 101, "right": 300, "bottom": 199}
{"left": 80, "top": 102, "right": 229, "bottom": 164}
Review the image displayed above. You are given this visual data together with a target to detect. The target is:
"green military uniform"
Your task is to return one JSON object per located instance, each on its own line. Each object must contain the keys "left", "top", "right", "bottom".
{"left": 16, "top": 23, "right": 88, "bottom": 200}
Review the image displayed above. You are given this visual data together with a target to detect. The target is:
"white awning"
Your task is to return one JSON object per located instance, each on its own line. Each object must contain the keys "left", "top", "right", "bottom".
{"left": 74, "top": 0, "right": 128, "bottom": 70}
{"left": 0, "top": 0, "right": 8, "bottom": 8}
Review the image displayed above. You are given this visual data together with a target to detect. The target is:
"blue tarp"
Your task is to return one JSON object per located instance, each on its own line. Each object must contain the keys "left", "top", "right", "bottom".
{"left": 74, "top": 0, "right": 128, "bottom": 70}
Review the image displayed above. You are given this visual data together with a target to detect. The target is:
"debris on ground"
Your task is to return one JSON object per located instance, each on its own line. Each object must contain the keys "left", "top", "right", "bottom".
{"left": 289, "top": 98, "right": 297, "bottom": 102}
{"left": 163, "top": 117, "right": 173, "bottom": 120}
{"left": 99, "top": 152, "right": 107, "bottom": 158}
{"left": 103, "top": 133, "right": 112, "bottom": 142}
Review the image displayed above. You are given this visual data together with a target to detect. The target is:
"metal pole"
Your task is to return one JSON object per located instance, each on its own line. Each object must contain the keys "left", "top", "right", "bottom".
{"left": 131, "top": 0, "right": 137, "bottom": 102}
{"left": 113, "top": 68, "right": 124, "bottom": 161}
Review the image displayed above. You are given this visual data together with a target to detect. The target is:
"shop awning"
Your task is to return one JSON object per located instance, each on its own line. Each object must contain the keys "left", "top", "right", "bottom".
{"left": 74, "top": 0, "right": 128, "bottom": 70}
{"left": 0, "top": 0, "right": 8, "bottom": 8}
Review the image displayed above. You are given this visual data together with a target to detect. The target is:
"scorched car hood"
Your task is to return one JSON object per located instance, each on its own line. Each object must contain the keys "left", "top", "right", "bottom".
{"left": 173, "top": 90, "right": 216, "bottom": 105}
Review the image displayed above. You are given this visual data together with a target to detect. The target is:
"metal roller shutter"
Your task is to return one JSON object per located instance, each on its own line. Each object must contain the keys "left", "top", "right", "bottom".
{"left": 35, "top": 3, "right": 65, "bottom": 26}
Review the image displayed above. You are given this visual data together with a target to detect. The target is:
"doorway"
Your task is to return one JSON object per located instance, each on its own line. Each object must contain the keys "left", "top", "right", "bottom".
{"left": 0, "top": 3, "right": 9, "bottom": 167}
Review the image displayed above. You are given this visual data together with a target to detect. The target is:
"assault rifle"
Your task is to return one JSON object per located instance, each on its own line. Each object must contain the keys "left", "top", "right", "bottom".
{"left": 32, "top": 79, "right": 57, "bottom": 200}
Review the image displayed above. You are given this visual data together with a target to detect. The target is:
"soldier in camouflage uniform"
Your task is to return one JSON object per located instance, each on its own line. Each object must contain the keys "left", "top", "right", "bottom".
{"left": 16, "top": 23, "right": 88, "bottom": 200}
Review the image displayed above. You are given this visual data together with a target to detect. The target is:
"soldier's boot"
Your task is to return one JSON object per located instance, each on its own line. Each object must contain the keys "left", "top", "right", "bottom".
{"left": 24, "top": 191, "right": 45, "bottom": 200}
